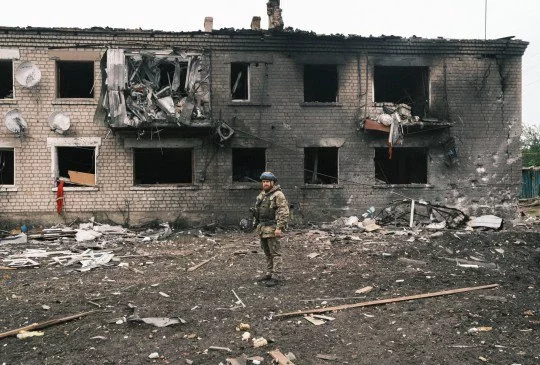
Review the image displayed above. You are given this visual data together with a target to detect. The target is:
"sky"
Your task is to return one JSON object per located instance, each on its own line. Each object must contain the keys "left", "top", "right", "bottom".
{"left": 2, "top": 0, "right": 539, "bottom": 125}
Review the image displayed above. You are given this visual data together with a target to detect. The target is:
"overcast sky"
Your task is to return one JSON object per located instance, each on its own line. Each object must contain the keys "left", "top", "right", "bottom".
{"left": 3, "top": 0, "right": 539, "bottom": 125}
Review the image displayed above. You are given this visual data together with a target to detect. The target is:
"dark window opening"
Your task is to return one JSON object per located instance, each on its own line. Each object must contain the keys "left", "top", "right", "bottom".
{"left": 134, "top": 148, "right": 192, "bottom": 185}
{"left": 57, "top": 61, "right": 94, "bottom": 98}
{"left": 232, "top": 148, "right": 266, "bottom": 182}
{"left": 374, "top": 66, "right": 429, "bottom": 117}
{"left": 57, "top": 146, "right": 96, "bottom": 186}
{"left": 157, "top": 60, "right": 187, "bottom": 95}
{"left": 304, "top": 64, "right": 338, "bottom": 102}
{"left": 374, "top": 147, "right": 428, "bottom": 184}
{"left": 0, "top": 61, "right": 13, "bottom": 99}
{"left": 0, "top": 149, "right": 15, "bottom": 185}
{"left": 231, "top": 63, "right": 249, "bottom": 100}
{"left": 304, "top": 147, "right": 338, "bottom": 184}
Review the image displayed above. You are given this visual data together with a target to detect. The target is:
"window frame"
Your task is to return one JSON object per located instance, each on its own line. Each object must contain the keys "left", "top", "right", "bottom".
{"left": 132, "top": 147, "right": 194, "bottom": 186}
{"left": 0, "top": 60, "right": 14, "bottom": 100}
{"left": 231, "top": 147, "right": 266, "bottom": 183}
{"left": 47, "top": 137, "right": 101, "bottom": 191}
{"left": 303, "top": 147, "right": 339, "bottom": 185}
{"left": 374, "top": 147, "right": 429, "bottom": 185}
{"left": 303, "top": 64, "right": 339, "bottom": 103}
{"left": 230, "top": 62, "right": 250, "bottom": 101}
{"left": 55, "top": 60, "right": 96, "bottom": 99}
{"left": 0, "top": 147, "right": 15, "bottom": 188}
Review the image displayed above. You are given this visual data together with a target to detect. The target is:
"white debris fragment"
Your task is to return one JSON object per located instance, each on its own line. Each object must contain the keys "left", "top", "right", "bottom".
{"left": 159, "top": 292, "right": 170, "bottom": 298}
{"left": 252, "top": 337, "right": 268, "bottom": 348}
{"left": 41, "top": 305, "right": 50, "bottom": 310}
{"left": 148, "top": 352, "right": 159, "bottom": 359}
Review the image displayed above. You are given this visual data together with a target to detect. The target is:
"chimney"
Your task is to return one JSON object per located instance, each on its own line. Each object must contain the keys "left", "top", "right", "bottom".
{"left": 251, "top": 16, "right": 261, "bottom": 30}
{"left": 267, "top": 0, "right": 284, "bottom": 30}
{"left": 204, "top": 17, "right": 213, "bottom": 32}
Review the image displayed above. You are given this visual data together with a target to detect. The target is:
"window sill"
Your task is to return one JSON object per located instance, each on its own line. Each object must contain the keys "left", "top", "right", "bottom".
{"left": 300, "top": 102, "right": 342, "bottom": 107}
{"left": 372, "top": 183, "right": 433, "bottom": 189}
{"left": 0, "top": 186, "right": 18, "bottom": 192}
{"left": 302, "top": 184, "right": 342, "bottom": 189}
{"left": 229, "top": 183, "right": 261, "bottom": 190}
{"left": 0, "top": 98, "right": 18, "bottom": 105}
{"left": 228, "top": 101, "right": 271, "bottom": 107}
{"left": 53, "top": 99, "right": 98, "bottom": 105}
{"left": 130, "top": 185, "right": 200, "bottom": 191}
{"left": 52, "top": 186, "right": 99, "bottom": 192}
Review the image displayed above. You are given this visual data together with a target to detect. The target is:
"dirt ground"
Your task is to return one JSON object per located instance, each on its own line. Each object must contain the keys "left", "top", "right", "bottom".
{"left": 1, "top": 221, "right": 539, "bottom": 365}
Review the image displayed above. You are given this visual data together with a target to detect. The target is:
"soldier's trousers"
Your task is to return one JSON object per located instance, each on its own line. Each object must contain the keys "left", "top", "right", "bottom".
{"left": 260, "top": 236, "right": 282, "bottom": 277}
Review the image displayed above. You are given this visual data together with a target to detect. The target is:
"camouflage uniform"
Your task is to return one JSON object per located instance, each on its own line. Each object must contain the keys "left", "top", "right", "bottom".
{"left": 254, "top": 184, "right": 289, "bottom": 279}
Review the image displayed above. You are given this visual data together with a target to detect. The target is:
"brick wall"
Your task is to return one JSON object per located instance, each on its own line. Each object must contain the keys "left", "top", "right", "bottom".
{"left": 0, "top": 28, "right": 527, "bottom": 226}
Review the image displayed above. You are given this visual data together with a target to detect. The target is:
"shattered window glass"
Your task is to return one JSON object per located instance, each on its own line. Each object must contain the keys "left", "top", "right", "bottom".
{"left": 304, "top": 64, "right": 338, "bottom": 102}
{"left": 133, "top": 148, "right": 192, "bottom": 185}
{"left": 0, "top": 60, "right": 13, "bottom": 99}
{"left": 374, "top": 66, "right": 429, "bottom": 117}
{"left": 231, "top": 63, "right": 249, "bottom": 100}
{"left": 57, "top": 61, "right": 94, "bottom": 98}
{"left": 374, "top": 147, "right": 428, "bottom": 184}
{"left": 232, "top": 148, "right": 265, "bottom": 182}
{"left": 0, "top": 148, "right": 15, "bottom": 185}
{"left": 304, "top": 147, "right": 339, "bottom": 184}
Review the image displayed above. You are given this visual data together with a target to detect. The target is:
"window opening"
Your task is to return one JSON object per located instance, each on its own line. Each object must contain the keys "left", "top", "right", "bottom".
{"left": 231, "top": 63, "right": 249, "bottom": 100}
{"left": 57, "top": 61, "right": 94, "bottom": 98}
{"left": 57, "top": 146, "right": 96, "bottom": 186}
{"left": 374, "top": 147, "right": 427, "bottom": 184}
{"left": 232, "top": 148, "right": 266, "bottom": 182}
{"left": 304, "top": 64, "right": 338, "bottom": 102}
{"left": 0, "top": 149, "right": 15, "bottom": 185}
{"left": 157, "top": 60, "right": 188, "bottom": 96}
{"left": 304, "top": 147, "right": 338, "bottom": 184}
{"left": 374, "top": 66, "right": 429, "bottom": 117}
{"left": 0, "top": 61, "right": 13, "bottom": 99}
{"left": 134, "top": 148, "right": 192, "bottom": 185}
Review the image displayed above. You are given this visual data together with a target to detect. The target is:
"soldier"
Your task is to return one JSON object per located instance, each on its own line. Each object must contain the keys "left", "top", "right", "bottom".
{"left": 252, "top": 171, "right": 289, "bottom": 287}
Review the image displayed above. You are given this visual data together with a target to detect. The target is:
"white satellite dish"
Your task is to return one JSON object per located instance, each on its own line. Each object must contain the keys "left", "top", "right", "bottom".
{"left": 15, "top": 61, "right": 42, "bottom": 88}
{"left": 48, "top": 111, "right": 71, "bottom": 134}
{"left": 4, "top": 109, "right": 28, "bottom": 135}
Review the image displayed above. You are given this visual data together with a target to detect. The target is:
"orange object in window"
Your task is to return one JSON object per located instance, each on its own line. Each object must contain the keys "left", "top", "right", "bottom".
{"left": 56, "top": 180, "right": 65, "bottom": 214}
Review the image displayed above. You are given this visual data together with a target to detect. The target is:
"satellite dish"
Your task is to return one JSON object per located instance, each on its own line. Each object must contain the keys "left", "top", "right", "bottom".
{"left": 48, "top": 111, "right": 71, "bottom": 134}
{"left": 15, "top": 61, "right": 42, "bottom": 88}
{"left": 4, "top": 109, "right": 28, "bottom": 135}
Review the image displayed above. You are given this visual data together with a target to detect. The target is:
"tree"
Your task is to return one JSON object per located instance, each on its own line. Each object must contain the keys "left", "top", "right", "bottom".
{"left": 522, "top": 125, "right": 540, "bottom": 167}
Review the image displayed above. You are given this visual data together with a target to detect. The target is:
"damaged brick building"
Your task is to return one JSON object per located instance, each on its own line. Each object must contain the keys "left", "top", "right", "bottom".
{"left": 0, "top": 13, "right": 528, "bottom": 226}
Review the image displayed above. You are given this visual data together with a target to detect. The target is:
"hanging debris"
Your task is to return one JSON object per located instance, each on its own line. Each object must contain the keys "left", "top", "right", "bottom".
{"left": 103, "top": 49, "right": 211, "bottom": 128}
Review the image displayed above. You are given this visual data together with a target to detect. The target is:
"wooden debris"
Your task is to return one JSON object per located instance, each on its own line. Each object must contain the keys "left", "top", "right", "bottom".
{"left": 0, "top": 310, "right": 96, "bottom": 339}
{"left": 187, "top": 257, "right": 213, "bottom": 272}
{"left": 355, "top": 286, "right": 374, "bottom": 294}
{"left": 268, "top": 349, "right": 295, "bottom": 365}
{"left": 304, "top": 315, "right": 326, "bottom": 325}
{"left": 398, "top": 257, "right": 427, "bottom": 266}
{"left": 274, "top": 284, "right": 499, "bottom": 318}
{"left": 232, "top": 289, "right": 246, "bottom": 308}
{"left": 317, "top": 354, "right": 338, "bottom": 361}
{"left": 208, "top": 346, "right": 232, "bottom": 352}
{"left": 438, "top": 257, "right": 497, "bottom": 269}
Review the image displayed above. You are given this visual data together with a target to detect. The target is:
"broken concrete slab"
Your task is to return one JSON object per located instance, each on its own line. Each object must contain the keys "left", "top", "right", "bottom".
{"left": 468, "top": 215, "right": 503, "bottom": 229}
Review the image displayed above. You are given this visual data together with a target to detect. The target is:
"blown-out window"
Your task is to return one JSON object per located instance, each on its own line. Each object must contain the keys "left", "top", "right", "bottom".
{"left": 0, "top": 148, "right": 15, "bottom": 185}
{"left": 304, "top": 64, "right": 338, "bottom": 102}
{"left": 134, "top": 148, "right": 193, "bottom": 185}
{"left": 231, "top": 63, "right": 249, "bottom": 100}
{"left": 232, "top": 148, "right": 266, "bottom": 182}
{"left": 57, "top": 61, "right": 94, "bottom": 98}
{"left": 0, "top": 60, "right": 13, "bottom": 99}
{"left": 374, "top": 66, "right": 429, "bottom": 117}
{"left": 374, "top": 147, "right": 428, "bottom": 184}
{"left": 304, "top": 147, "right": 338, "bottom": 184}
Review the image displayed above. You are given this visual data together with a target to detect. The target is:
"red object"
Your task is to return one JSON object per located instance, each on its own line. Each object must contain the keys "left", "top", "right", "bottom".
{"left": 56, "top": 180, "right": 65, "bottom": 214}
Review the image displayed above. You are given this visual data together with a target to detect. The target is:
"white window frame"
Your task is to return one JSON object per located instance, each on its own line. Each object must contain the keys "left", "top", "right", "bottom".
{"left": 0, "top": 142, "right": 16, "bottom": 191}
{"left": 47, "top": 137, "right": 101, "bottom": 191}
{"left": 231, "top": 62, "right": 250, "bottom": 102}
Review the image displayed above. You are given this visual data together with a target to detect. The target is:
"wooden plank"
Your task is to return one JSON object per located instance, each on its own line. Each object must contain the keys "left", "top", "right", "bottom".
{"left": 363, "top": 118, "right": 390, "bottom": 133}
{"left": 268, "top": 349, "right": 295, "bottom": 365}
{"left": 68, "top": 171, "right": 95, "bottom": 186}
{"left": 0, "top": 310, "right": 96, "bottom": 339}
{"left": 274, "top": 284, "right": 499, "bottom": 319}
{"left": 187, "top": 257, "right": 213, "bottom": 272}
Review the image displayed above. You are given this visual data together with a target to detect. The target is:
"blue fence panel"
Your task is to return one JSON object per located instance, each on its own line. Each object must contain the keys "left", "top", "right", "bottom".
{"left": 521, "top": 168, "right": 540, "bottom": 198}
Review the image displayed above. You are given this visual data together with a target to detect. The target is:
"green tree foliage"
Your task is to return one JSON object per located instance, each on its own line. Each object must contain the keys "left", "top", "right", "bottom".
{"left": 522, "top": 125, "right": 540, "bottom": 167}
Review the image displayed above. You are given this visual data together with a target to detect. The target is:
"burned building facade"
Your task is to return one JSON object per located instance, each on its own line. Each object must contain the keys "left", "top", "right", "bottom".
{"left": 0, "top": 26, "right": 527, "bottom": 226}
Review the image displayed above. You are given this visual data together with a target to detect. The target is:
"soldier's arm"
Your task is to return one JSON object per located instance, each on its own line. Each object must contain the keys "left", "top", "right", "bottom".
{"left": 274, "top": 192, "right": 289, "bottom": 230}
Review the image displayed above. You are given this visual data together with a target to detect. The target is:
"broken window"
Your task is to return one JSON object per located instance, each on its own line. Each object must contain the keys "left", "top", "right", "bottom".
{"left": 231, "top": 63, "right": 249, "bottom": 100}
{"left": 304, "top": 64, "right": 338, "bottom": 102}
{"left": 0, "top": 60, "right": 13, "bottom": 99}
{"left": 56, "top": 147, "right": 96, "bottom": 186}
{"left": 374, "top": 147, "right": 428, "bottom": 184}
{"left": 134, "top": 148, "right": 192, "bottom": 185}
{"left": 304, "top": 147, "right": 338, "bottom": 184}
{"left": 0, "top": 148, "right": 15, "bottom": 185}
{"left": 232, "top": 148, "right": 266, "bottom": 182}
{"left": 374, "top": 66, "right": 429, "bottom": 117}
{"left": 57, "top": 61, "right": 94, "bottom": 98}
